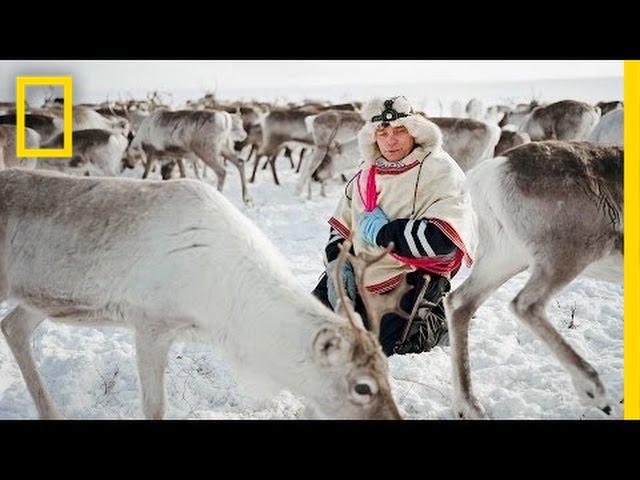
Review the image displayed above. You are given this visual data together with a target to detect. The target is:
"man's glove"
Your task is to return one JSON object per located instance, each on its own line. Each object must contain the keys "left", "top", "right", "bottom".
{"left": 359, "top": 207, "right": 389, "bottom": 245}
{"left": 326, "top": 259, "right": 356, "bottom": 311}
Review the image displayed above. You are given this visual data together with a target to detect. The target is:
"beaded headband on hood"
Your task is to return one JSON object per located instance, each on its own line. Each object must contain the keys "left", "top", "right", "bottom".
{"left": 357, "top": 96, "right": 443, "bottom": 165}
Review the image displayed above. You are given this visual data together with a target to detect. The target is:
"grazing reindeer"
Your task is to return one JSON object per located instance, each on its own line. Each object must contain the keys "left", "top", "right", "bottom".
{"left": 0, "top": 169, "right": 401, "bottom": 419}
{"left": 445, "top": 141, "right": 622, "bottom": 418}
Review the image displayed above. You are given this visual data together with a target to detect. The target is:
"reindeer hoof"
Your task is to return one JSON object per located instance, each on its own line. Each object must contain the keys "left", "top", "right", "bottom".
{"left": 454, "top": 397, "right": 488, "bottom": 419}
{"left": 571, "top": 372, "right": 609, "bottom": 413}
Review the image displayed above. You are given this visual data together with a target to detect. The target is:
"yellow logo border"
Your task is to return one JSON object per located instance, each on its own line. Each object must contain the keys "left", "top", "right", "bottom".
{"left": 16, "top": 76, "right": 72, "bottom": 157}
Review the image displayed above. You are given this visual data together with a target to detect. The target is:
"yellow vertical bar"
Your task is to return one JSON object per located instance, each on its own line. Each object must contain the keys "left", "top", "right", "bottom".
{"left": 624, "top": 60, "right": 640, "bottom": 419}
{"left": 15, "top": 77, "right": 26, "bottom": 157}
{"left": 62, "top": 77, "right": 73, "bottom": 156}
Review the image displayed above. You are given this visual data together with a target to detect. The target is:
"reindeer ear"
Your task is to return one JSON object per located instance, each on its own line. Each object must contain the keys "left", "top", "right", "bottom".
{"left": 313, "top": 327, "right": 351, "bottom": 366}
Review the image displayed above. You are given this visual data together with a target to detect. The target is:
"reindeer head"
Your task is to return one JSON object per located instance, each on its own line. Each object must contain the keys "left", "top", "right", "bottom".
{"left": 303, "top": 238, "right": 407, "bottom": 419}
{"left": 306, "top": 320, "right": 401, "bottom": 419}
{"left": 229, "top": 111, "right": 248, "bottom": 143}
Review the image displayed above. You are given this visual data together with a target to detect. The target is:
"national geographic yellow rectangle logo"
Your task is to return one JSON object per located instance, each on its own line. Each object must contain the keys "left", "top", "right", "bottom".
{"left": 623, "top": 60, "right": 639, "bottom": 420}
{"left": 16, "top": 76, "right": 72, "bottom": 157}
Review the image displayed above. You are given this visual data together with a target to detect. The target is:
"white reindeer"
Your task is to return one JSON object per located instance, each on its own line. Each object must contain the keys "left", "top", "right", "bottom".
{"left": 126, "top": 109, "right": 252, "bottom": 205}
{"left": 0, "top": 169, "right": 401, "bottom": 420}
{"left": 445, "top": 141, "right": 622, "bottom": 419}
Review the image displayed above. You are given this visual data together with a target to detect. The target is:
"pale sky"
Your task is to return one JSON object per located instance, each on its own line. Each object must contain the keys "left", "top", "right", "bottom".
{"left": 0, "top": 60, "right": 622, "bottom": 103}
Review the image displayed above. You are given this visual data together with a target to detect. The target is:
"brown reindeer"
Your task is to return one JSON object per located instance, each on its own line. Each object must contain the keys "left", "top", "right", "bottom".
{"left": 520, "top": 100, "right": 600, "bottom": 141}
{"left": 446, "top": 141, "right": 622, "bottom": 418}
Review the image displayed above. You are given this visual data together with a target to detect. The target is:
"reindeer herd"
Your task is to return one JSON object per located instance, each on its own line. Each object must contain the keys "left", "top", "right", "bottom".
{"left": 0, "top": 91, "right": 625, "bottom": 419}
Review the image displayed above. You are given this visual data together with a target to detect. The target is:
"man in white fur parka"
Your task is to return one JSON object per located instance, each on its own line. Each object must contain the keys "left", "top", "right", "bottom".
{"left": 312, "top": 96, "right": 478, "bottom": 356}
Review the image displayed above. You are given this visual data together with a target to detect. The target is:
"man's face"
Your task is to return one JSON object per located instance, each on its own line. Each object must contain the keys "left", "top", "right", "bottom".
{"left": 375, "top": 125, "right": 415, "bottom": 162}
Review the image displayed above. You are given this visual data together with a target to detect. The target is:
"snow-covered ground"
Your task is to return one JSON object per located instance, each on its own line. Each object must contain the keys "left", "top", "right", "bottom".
{"left": 0, "top": 158, "right": 623, "bottom": 420}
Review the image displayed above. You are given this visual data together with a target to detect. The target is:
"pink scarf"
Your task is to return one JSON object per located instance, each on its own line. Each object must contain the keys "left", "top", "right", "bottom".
{"left": 356, "top": 165, "right": 378, "bottom": 212}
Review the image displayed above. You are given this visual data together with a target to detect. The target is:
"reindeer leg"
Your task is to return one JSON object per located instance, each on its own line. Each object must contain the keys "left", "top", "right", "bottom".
{"left": 142, "top": 152, "right": 155, "bottom": 179}
{"left": 446, "top": 252, "right": 526, "bottom": 419}
{"left": 295, "top": 149, "right": 305, "bottom": 173}
{"left": 200, "top": 150, "right": 230, "bottom": 196}
{"left": 160, "top": 160, "right": 175, "bottom": 180}
{"left": 1, "top": 306, "right": 60, "bottom": 418}
{"left": 177, "top": 159, "right": 186, "bottom": 178}
{"left": 297, "top": 147, "right": 307, "bottom": 171}
{"left": 192, "top": 158, "right": 201, "bottom": 180}
{"left": 510, "top": 263, "right": 611, "bottom": 414}
{"left": 223, "top": 149, "right": 253, "bottom": 206}
{"left": 250, "top": 154, "right": 262, "bottom": 183}
{"left": 135, "top": 328, "right": 173, "bottom": 419}
{"left": 269, "top": 155, "right": 280, "bottom": 185}
{"left": 246, "top": 144, "right": 256, "bottom": 165}
{"left": 283, "top": 146, "right": 294, "bottom": 168}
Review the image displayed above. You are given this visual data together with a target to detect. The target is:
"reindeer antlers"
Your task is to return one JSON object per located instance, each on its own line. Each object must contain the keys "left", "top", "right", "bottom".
{"left": 334, "top": 236, "right": 413, "bottom": 336}
{"left": 333, "top": 238, "right": 360, "bottom": 329}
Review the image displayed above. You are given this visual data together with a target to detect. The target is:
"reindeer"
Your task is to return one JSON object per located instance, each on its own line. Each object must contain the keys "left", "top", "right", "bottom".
{"left": 445, "top": 141, "right": 622, "bottom": 418}
{"left": 0, "top": 168, "right": 401, "bottom": 419}
{"left": 519, "top": 100, "right": 600, "bottom": 141}
{"left": 295, "top": 110, "right": 364, "bottom": 198}
{"left": 429, "top": 117, "right": 501, "bottom": 172}
{"left": 72, "top": 106, "right": 130, "bottom": 137}
{"left": 252, "top": 109, "right": 316, "bottom": 185}
{"left": 125, "top": 109, "right": 252, "bottom": 205}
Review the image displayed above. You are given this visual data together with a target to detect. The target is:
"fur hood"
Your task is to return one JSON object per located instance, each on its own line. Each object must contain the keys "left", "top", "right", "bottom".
{"left": 357, "top": 96, "right": 444, "bottom": 165}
